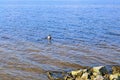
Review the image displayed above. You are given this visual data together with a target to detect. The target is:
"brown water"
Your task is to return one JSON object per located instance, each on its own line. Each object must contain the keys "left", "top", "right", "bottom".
{"left": 0, "top": 38, "right": 119, "bottom": 79}
{"left": 0, "top": 2, "right": 120, "bottom": 80}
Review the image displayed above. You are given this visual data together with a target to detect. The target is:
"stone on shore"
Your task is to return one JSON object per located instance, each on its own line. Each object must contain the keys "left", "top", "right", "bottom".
{"left": 47, "top": 66, "right": 120, "bottom": 80}
{"left": 112, "top": 66, "right": 120, "bottom": 74}
{"left": 109, "top": 74, "right": 120, "bottom": 80}
{"left": 91, "top": 66, "right": 108, "bottom": 76}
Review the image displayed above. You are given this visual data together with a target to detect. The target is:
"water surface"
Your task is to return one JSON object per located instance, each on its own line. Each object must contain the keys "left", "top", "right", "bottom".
{"left": 0, "top": 3, "right": 120, "bottom": 80}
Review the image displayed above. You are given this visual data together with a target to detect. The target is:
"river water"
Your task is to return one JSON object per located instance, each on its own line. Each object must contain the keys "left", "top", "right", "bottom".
{"left": 0, "top": 3, "right": 120, "bottom": 80}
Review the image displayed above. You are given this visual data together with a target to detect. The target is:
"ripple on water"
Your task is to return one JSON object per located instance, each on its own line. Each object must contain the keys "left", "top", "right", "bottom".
{"left": 0, "top": 4, "right": 120, "bottom": 79}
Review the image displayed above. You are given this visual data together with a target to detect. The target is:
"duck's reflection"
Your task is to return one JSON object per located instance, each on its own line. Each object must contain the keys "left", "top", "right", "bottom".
{"left": 47, "top": 39, "right": 52, "bottom": 45}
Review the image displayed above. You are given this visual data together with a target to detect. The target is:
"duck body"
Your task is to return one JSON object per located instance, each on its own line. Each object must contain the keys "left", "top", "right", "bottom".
{"left": 47, "top": 35, "right": 52, "bottom": 40}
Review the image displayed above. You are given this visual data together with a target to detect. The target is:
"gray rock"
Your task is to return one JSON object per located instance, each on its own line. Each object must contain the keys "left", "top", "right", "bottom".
{"left": 91, "top": 66, "right": 108, "bottom": 76}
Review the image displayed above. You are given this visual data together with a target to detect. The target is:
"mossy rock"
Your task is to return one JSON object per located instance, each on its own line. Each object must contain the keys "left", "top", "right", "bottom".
{"left": 112, "top": 66, "right": 120, "bottom": 74}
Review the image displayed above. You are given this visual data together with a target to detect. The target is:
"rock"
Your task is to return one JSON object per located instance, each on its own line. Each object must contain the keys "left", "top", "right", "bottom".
{"left": 75, "top": 76, "right": 81, "bottom": 80}
{"left": 46, "top": 66, "right": 120, "bottom": 80}
{"left": 109, "top": 74, "right": 120, "bottom": 80}
{"left": 71, "top": 69, "right": 88, "bottom": 76}
{"left": 90, "top": 75, "right": 96, "bottom": 80}
{"left": 112, "top": 66, "right": 120, "bottom": 74}
{"left": 92, "top": 66, "right": 108, "bottom": 76}
{"left": 71, "top": 70, "right": 83, "bottom": 77}
{"left": 94, "top": 75, "right": 104, "bottom": 80}
{"left": 47, "top": 71, "right": 66, "bottom": 80}
{"left": 65, "top": 76, "right": 74, "bottom": 80}
{"left": 90, "top": 75, "right": 105, "bottom": 80}
{"left": 104, "top": 74, "right": 110, "bottom": 80}
{"left": 64, "top": 74, "right": 74, "bottom": 80}
{"left": 75, "top": 74, "right": 89, "bottom": 80}
{"left": 80, "top": 72, "right": 89, "bottom": 80}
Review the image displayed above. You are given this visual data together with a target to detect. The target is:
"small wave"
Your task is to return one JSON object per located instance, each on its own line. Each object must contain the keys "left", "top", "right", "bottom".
{"left": 107, "top": 31, "right": 120, "bottom": 36}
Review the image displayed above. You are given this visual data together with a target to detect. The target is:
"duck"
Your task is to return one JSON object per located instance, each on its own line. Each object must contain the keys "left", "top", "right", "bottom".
{"left": 47, "top": 35, "right": 52, "bottom": 40}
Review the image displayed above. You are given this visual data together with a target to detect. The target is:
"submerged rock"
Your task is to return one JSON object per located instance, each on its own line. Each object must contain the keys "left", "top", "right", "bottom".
{"left": 47, "top": 71, "right": 66, "bottom": 80}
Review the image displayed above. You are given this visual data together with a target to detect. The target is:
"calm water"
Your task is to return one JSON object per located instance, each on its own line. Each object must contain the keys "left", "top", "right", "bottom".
{"left": 0, "top": 4, "right": 120, "bottom": 79}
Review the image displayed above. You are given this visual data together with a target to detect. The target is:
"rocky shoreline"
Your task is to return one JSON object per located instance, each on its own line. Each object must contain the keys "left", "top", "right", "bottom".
{"left": 47, "top": 66, "right": 120, "bottom": 80}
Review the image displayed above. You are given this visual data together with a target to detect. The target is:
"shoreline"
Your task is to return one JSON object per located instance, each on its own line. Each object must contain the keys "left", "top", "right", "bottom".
{"left": 47, "top": 65, "right": 120, "bottom": 80}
